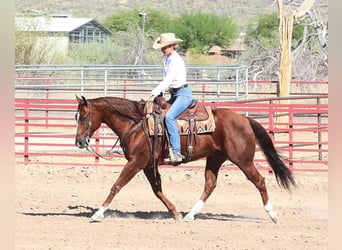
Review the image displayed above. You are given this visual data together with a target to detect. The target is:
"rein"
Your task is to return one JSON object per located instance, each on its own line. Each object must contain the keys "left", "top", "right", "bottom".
{"left": 85, "top": 137, "right": 122, "bottom": 160}
{"left": 82, "top": 101, "right": 115, "bottom": 160}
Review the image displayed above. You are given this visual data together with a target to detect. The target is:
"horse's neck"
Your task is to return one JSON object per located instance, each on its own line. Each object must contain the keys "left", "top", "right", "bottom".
{"left": 97, "top": 99, "right": 141, "bottom": 138}
{"left": 102, "top": 113, "right": 133, "bottom": 138}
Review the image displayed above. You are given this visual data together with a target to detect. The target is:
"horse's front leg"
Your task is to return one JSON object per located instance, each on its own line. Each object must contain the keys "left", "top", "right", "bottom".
{"left": 91, "top": 160, "right": 142, "bottom": 222}
{"left": 143, "top": 166, "right": 182, "bottom": 221}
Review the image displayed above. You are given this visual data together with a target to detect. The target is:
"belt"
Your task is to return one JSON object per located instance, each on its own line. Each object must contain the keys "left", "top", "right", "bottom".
{"left": 170, "top": 84, "right": 188, "bottom": 92}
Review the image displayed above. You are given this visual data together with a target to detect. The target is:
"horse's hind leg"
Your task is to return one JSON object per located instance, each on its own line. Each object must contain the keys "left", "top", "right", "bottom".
{"left": 143, "top": 166, "right": 182, "bottom": 221}
{"left": 237, "top": 161, "right": 278, "bottom": 223}
{"left": 184, "top": 155, "right": 225, "bottom": 222}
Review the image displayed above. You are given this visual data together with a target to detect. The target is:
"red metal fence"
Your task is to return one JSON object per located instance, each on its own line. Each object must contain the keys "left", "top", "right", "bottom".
{"left": 15, "top": 96, "right": 328, "bottom": 172}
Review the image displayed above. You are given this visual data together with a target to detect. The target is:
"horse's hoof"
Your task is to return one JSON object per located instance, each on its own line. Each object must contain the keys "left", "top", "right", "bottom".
{"left": 270, "top": 215, "right": 277, "bottom": 223}
{"left": 183, "top": 214, "right": 195, "bottom": 222}
{"left": 268, "top": 211, "right": 278, "bottom": 223}
{"left": 90, "top": 212, "right": 104, "bottom": 222}
{"left": 174, "top": 214, "right": 183, "bottom": 221}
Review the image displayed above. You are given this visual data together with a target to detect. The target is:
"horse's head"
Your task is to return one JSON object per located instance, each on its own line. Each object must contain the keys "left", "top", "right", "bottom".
{"left": 75, "top": 95, "right": 101, "bottom": 149}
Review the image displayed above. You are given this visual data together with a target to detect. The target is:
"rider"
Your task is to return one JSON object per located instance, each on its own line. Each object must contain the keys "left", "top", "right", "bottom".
{"left": 142, "top": 33, "right": 193, "bottom": 163}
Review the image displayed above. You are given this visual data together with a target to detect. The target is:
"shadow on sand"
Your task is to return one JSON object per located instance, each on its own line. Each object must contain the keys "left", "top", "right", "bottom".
{"left": 21, "top": 205, "right": 265, "bottom": 223}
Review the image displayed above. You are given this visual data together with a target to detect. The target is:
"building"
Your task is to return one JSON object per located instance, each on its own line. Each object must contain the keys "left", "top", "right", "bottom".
{"left": 15, "top": 16, "right": 113, "bottom": 55}
{"left": 208, "top": 33, "right": 247, "bottom": 59}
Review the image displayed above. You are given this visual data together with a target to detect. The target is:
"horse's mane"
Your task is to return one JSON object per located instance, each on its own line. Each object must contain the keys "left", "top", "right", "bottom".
{"left": 92, "top": 97, "right": 145, "bottom": 123}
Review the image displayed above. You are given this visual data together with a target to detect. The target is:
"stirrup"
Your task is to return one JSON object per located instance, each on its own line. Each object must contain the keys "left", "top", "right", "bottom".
{"left": 164, "top": 153, "right": 185, "bottom": 165}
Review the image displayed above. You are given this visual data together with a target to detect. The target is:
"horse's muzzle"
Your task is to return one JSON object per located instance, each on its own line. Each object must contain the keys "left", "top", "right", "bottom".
{"left": 75, "top": 136, "right": 90, "bottom": 149}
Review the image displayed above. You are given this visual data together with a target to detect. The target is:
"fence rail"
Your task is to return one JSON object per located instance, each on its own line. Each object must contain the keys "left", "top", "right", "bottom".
{"left": 15, "top": 65, "right": 249, "bottom": 102}
{"left": 15, "top": 65, "right": 328, "bottom": 105}
{"left": 15, "top": 96, "right": 328, "bottom": 172}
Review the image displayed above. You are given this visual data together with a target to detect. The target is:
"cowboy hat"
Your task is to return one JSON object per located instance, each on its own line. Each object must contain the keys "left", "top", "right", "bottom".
{"left": 153, "top": 33, "right": 183, "bottom": 50}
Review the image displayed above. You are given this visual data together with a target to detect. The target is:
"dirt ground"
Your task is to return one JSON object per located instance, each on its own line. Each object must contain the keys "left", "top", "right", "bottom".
{"left": 15, "top": 162, "right": 327, "bottom": 250}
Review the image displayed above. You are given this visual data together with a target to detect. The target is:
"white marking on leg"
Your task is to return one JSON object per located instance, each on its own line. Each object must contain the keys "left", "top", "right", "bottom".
{"left": 183, "top": 200, "right": 204, "bottom": 222}
{"left": 91, "top": 206, "right": 108, "bottom": 222}
{"left": 264, "top": 200, "right": 277, "bottom": 223}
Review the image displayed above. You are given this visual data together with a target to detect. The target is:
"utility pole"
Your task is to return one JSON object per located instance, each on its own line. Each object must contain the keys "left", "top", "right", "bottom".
{"left": 139, "top": 12, "right": 147, "bottom": 65}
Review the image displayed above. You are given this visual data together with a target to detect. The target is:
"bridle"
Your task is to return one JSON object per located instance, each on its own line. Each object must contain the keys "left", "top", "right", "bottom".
{"left": 76, "top": 101, "right": 111, "bottom": 159}
{"left": 76, "top": 102, "right": 92, "bottom": 147}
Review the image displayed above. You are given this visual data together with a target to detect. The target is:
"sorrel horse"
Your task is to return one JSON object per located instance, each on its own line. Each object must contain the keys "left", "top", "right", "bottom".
{"left": 75, "top": 95, "right": 295, "bottom": 223}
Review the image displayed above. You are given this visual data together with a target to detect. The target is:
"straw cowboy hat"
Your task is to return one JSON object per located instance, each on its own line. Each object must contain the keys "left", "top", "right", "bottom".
{"left": 153, "top": 33, "right": 183, "bottom": 49}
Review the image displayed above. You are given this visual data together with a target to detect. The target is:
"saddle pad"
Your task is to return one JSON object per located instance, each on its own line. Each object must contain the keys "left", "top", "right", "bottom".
{"left": 147, "top": 105, "right": 216, "bottom": 136}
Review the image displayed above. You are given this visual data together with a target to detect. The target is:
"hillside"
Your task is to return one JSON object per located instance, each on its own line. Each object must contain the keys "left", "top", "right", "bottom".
{"left": 15, "top": 0, "right": 328, "bottom": 27}
{"left": 15, "top": 0, "right": 328, "bottom": 80}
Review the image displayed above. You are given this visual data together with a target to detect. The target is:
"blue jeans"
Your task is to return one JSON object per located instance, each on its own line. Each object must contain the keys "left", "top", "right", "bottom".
{"left": 165, "top": 87, "right": 192, "bottom": 155}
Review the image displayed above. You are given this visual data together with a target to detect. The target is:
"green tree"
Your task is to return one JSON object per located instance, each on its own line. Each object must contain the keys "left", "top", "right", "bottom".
{"left": 167, "top": 12, "right": 237, "bottom": 53}
{"left": 103, "top": 8, "right": 172, "bottom": 34}
{"left": 246, "top": 13, "right": 305, "bottom": 49}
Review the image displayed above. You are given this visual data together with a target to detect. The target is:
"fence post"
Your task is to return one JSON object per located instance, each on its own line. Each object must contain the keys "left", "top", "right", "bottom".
{"left": 80, "top": 68, "right": 84, "bottom": 95}
{"left": 95, "top": 129, "right": 100, "bottom": 164}
{"left": 24, "top": 100, "right": 29, "bottom": 164}
{"left": 268, "top": 100, "right": 275, "bottom": 141}
{"left": 235, "top": 67, "right": 239, "bottom": 100}
{"left": 317, "top": 97, "right": 322, "bottom": 161}
{"left": 268, "top": 100, "right": 275, "bottom": 174}
{"left": 288, "top": 106, "right": 294, "bottom": 171}
{"left": 45, "top": 79, "right": 50, "bottom": 126}
{"left": 217, "top": 69, "right": 221, "bottom": 100}
{"left": 104, "top": 68, "right": 108, "bottom": 96}
{"left": 244, "top": 65, "right": 249, "bottom": 99}
{"left": 202, "top": 83, "right": 206, "bottom": 101}
{"left": 123, "top": 83, "right": 127, "bottom": 99}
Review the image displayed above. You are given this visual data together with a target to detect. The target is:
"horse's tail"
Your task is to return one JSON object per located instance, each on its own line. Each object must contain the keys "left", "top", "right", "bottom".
{"left": 248, "top": 118, "right": 296, "bottom": 190}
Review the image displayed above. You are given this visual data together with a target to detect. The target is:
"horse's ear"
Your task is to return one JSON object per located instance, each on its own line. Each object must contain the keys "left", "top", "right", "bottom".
{"left": 81, "top": 96, "right": 88, "bottom": 105}
{"left": 76, "top": 95, "right": 82, "bottom": 104}
{"left": 75, "top": 95, "right": 87, "bottom": 105}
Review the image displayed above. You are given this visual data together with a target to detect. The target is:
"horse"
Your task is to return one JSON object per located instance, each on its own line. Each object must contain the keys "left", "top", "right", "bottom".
{"left": 74, "top": 95, "right": 295, "bottom": 223}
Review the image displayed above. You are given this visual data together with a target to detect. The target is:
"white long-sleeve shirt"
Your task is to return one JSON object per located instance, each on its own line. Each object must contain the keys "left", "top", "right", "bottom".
{"left": 151, "top": 51, "right": 187, "bottom": 97}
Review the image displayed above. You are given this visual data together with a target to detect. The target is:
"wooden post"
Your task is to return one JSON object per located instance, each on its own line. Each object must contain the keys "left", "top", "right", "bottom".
{"left": 277, "top": 0, "right": 315, "bottom": 127}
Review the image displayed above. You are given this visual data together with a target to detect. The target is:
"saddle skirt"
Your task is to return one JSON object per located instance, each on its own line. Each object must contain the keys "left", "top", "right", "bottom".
{"left": 146, "top": 100, "right": 216, "bottom": 136}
